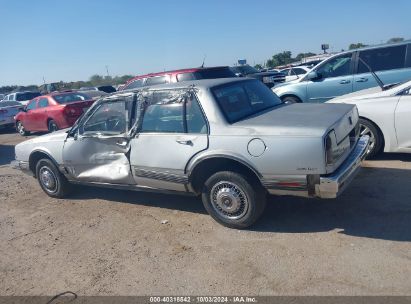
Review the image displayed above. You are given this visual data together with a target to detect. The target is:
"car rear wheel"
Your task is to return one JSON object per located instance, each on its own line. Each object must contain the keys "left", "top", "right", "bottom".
{"left": 282, "top": 96, "right": 300, "bottom": 104}
{"left": 35, "top": 158, "right": 71, "bottom": 198}
{"left": 16, "top": 121, "right": 29, "bottom": 136}
{"left": 359, "top": 118, "right": 383, "bottom": 159}
{"left": 48, "top": 120, "right": 58, "bottom": 132}
{"left": 201, "top": 171, "right": 266, "bottom": 229}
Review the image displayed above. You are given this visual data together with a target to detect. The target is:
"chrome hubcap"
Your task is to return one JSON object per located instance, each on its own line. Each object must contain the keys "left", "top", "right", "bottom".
{"left": 50, "top": 123, "right": 57, "bottom": 132}
{"left": 210, "top": 181, "right": 249, "bottom": 220}
{"left": 39, "top": 166, "right": 58, "bottom": 193}
{"left": 17, "top": 122, "right": 25, "bottom": 134}
{"left": 360, "top": 124, "right": 376, "bottom": 154}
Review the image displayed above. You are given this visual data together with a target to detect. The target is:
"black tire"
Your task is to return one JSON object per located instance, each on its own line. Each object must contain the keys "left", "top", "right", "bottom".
{"left": 16, "top": 120, "right": 29, "bottom": 136}
{"left": 35, "top": 158, "right": 72, "bottom": 198}
{"left": 201, "top": 171, "right": 267, "bottom": 229}
{"left": 48, "top": 120, "right": 59, "bottom": 132}
{"left": 282, "top": 96, "right": 300, "bottom": 104}
{"left": 359, "top": 118, "right": 383, "bottom": 159}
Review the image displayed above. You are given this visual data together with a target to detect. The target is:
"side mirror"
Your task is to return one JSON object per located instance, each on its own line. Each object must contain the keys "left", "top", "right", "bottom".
{"left": 235, "top": 73, "right": 244, "bottom": 77}
{"left": 306, "top": 71, "right": 321, "bottom": 81}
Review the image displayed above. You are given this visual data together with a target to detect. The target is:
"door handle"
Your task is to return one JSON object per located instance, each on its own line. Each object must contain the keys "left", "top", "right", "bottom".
{"left": 115, "top": 139, "right": 128, "bottom": 147}
{"left": 356, "top": 78, "right": 368, "bottom": 83}
{"left": 176, "top": 139, "right": 193, "bottom": 145}
{"left": 339, "top": 80, "right": 351, "bottom": 84}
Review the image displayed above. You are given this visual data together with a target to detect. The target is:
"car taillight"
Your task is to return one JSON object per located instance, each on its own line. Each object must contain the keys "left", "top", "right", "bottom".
{"left": 325, "top": 130, "right": 336, "bottom": 165}
{"left": 0, "top": 109, "right": 7, "bottom": 114}
{"left": 64, "top": 106, "right": 79, "bottom": 116}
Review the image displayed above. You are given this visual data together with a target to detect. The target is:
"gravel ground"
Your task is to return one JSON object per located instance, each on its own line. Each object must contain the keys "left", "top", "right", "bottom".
{"left": 0, "top": 129, "right": 410, "bottom": 296}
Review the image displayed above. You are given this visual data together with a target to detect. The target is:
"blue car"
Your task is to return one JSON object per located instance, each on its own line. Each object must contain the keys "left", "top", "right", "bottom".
{"left": 273, "top": 41, "right": 411, "bottom": 103}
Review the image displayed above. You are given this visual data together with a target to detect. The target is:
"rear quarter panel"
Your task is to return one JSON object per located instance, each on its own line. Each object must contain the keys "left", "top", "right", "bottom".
{"left": 188, "top": 134, "right": 326, "bottom": 177}
{"left": 354, "top": 97, "right": 399, "bottom": 152}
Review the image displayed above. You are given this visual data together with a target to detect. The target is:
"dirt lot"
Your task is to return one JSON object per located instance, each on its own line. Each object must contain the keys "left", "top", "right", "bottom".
{"left": 0, "top": 129, "right": 410, "bottom": 296}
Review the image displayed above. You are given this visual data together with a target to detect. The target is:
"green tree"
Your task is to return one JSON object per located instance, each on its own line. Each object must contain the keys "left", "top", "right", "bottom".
{"left": 295, "top": 52, "right": 316, "bottom": 61}
{"left": 266, "top": 51, "right": 294, "bottom": 68}
{"left": 89, "top": 74, "right": 104, "bottom": 86}
{"left": 349, "top": 43, "right": 368, "bottom": 50}
{"left": 254, "top": 64, "right": 263, "bottom": 70}
{"left": 387, "top": 37, "right": 404, "bottom": 44}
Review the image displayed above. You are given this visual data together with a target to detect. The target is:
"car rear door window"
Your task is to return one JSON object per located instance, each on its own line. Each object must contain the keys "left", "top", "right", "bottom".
{"left": 177, "top": 73, "right": 196, "bottom": 82}
{"left": 186, "top": 96, "right": 207, "bottom": 134}
{"left": 140, "top": 90, "right": 207, "bottom": 134}
{"left": 124, "top": 79, "right": 144, "bottom": 90}
{"left": 358, "top": 45, "right": 407, "bottom": 73}
{"left": 38, "top": 98, "right": 49, "bottom": 108}
{"left": 145, "top": 76, "right": 169, "bottom": 86}
{"left": 141, "top": 91, "right": 184, "bottom": 133}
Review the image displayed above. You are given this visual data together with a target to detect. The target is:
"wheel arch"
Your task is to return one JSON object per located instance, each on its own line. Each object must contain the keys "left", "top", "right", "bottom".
{"left": 29, "top": 150, "right": 60, "bottom": 177}
{"left": 280, "top": 94, "right": 302, "bottom": 103}
{"left": 187, "top": 155, "right": 263, "bottom": 194}
{"left": 359, "top": 116, "right": 386, "bottom": 152}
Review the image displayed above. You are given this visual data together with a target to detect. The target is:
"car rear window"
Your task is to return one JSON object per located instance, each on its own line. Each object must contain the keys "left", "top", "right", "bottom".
{"left": 16, "top": 92, "right": 40, "bottom": 101}
{"left": 195, "top": 68, "right": 236, "bottom": 79}
{"left": 52, "top": 93, "right": 89, "bottom": 104}
{"left": 211, "top": 80, "right": 282, "bottom": 123}
{"left": 358, "top": 45, "right": 407, "bottom": 73}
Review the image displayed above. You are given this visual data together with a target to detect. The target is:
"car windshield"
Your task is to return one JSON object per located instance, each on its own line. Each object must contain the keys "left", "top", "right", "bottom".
{"left": 211, "top": 80, "right": 282, "bottom": 123}
{"left": 52, "top": 93, "right": 90, "bottom": 104}
{"left": 231, "top": 65, "right": 259, "bottom": 75}
{"left": 16, "top": 92, "right": 40, "bottom": 101}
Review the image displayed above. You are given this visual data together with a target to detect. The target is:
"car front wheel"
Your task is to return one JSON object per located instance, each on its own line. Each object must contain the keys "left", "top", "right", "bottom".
{"left": 35, "top": 158, "right": 71, "bottom": 198}
{"left": 201, "top": 171, "right": 267, "bottom": 229}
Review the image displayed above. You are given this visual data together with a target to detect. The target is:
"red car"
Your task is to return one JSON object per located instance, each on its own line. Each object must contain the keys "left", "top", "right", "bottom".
{"left": 120, "top": 66, "right": 235, "bottom": 91}
{"left": 15, "top": 92, "right": 95, "bottom": 136}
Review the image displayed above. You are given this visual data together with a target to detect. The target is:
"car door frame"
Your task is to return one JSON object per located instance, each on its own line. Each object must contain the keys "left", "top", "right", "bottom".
{"left": 129, "top": 89, "right": 209, "bottom": 192}
{"left": 62, "top": 94, "right": 137, "bottom": 185}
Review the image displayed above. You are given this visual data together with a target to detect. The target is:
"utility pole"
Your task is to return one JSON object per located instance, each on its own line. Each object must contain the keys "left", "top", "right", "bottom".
{"left": 105, "top": 65, "right": 110, "bottom": 77}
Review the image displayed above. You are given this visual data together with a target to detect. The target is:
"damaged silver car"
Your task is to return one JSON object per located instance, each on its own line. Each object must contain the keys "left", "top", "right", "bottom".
{"left": 11, "top": 78, "right": 369, "bottom": 228}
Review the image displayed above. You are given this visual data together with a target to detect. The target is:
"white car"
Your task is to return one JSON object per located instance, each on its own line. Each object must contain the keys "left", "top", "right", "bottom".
{"left": 280, "top": 66, "right": 311, "bottom": 82}
{"left": 328, "top": 80, "right": 411, "bottom": 157}
{"left": 3, "top": 91, "right": 41, "bottom": 106}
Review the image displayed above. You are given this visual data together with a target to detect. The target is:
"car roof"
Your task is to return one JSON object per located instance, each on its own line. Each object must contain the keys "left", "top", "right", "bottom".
{"left": 118, "top": 77, "right": 251, "bottom": 94}
{"left": 124, "top": 66, "right": 231, "bottom": 84}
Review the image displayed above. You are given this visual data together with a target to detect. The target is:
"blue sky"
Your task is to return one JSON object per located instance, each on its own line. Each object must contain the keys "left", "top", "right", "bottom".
{"left": 1, "top": 0, "right": 410, "bottom": 86}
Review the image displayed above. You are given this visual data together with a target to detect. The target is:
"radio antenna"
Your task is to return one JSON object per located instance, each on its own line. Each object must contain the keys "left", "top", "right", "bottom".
{"left": 201, "top": 54, "right": 207, "bottom": 68}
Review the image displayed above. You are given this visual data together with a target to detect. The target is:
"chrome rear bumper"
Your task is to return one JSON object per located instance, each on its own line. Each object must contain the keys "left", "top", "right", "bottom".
{"left": 315, "top": 135, "right": 369, "bottom": 198}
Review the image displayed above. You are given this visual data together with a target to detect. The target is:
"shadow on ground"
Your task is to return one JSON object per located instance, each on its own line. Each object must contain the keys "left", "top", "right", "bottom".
{"left": 0, "top": 145, "right": 15, "bottom": 165}
{"left": 68, "top": 166, "right": 411, "bottom": 242}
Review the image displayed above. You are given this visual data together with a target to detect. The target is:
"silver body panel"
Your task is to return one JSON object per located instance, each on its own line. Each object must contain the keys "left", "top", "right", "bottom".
{"left": 12, "top": 78, "right": 367, "bottom": 199}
